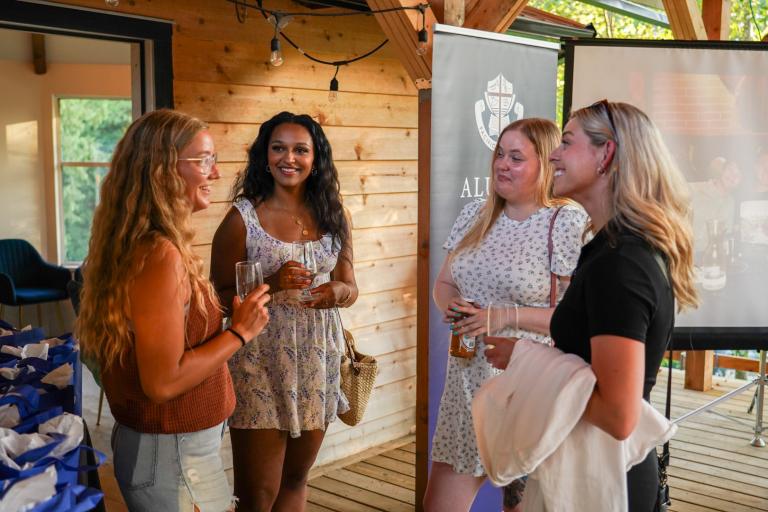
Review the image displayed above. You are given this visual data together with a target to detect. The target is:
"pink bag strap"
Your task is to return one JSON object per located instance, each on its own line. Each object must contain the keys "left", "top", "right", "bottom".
{"left": 547, "top": 207, "right": 563, "bottom": 308}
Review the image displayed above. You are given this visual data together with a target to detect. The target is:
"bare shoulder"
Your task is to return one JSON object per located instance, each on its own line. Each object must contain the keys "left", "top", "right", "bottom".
{"left": 131, "top": 238, "right": 184, "bottom": 285}
{"left": 213, "top": 206, "right": 246, "bottom": 244}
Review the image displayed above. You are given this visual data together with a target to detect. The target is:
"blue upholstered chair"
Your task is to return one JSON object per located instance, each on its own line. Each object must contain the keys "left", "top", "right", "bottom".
{"left": 0, "top": 239, "right": 71, "bottom": 327}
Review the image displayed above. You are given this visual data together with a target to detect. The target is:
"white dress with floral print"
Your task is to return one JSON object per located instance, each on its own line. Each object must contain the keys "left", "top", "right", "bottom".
{"left": 228, "top": 198, "right": 349, "bottom": 438}
{"left": 431, "top": 199, "right": 587, "bottom": 475}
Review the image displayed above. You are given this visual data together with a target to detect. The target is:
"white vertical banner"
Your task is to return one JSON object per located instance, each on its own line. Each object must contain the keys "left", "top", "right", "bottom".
{"left": 428, "top": 24, "right": 559, "bottom": 511}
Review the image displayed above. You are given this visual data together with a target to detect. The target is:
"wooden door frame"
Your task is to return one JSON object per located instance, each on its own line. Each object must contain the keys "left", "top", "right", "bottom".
{"left": 1, "top": 0, "right": 173, "bottom": 110}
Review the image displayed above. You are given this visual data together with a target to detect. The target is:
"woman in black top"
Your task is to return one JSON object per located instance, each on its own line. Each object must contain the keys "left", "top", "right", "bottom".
{"left": 487, "top": 101, "right": 699, "bottom": 511}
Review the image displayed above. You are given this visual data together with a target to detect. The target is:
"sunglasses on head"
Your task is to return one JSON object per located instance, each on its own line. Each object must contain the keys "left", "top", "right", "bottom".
{"left": 589, "top": 99, "right": 619, "bottom": 143}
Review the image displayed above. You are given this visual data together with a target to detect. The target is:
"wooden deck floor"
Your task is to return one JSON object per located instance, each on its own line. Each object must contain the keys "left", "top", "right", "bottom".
{"left": 87, "top": 369, "right": 768, "bottom": 511}
{"left": 652, "top": 370, "right": 768, "bottom": 512}
{"left": 306, "top": 437, "right": 416, "bottom": 512}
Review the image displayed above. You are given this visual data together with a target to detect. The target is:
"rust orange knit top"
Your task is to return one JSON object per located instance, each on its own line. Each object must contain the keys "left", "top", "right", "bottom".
{"left": 101, "top": 294, "right": 235, "bottom": 434}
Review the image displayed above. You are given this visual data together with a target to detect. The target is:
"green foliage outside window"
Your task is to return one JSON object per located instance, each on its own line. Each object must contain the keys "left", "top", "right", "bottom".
{"left": 58, "top": 98, "right": 132, "bottom": 263}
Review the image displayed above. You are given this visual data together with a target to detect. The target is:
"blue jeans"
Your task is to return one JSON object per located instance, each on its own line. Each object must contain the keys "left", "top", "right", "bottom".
{"left": 111, "top": 422, "right": 233, "bottom": 512}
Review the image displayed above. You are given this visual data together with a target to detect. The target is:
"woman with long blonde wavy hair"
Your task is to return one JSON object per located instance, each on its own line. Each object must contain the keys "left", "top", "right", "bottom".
{"left": 76, "top": 109, "right": 270, "bottom": 512}
{"left": 546, "top": 100, "right": 698, "bottom": 512}
{"left": 425, "top": 118, "right": 588, "bottom": 512}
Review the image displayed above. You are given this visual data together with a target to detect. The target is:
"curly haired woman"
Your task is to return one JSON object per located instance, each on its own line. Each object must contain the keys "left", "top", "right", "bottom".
{"left": 77, "top": 109, "right": 270, "bottom": 512}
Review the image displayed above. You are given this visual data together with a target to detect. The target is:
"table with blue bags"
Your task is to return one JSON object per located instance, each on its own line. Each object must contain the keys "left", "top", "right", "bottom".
{"left": 0, "top": 319, "right": 105, "bottom": 511}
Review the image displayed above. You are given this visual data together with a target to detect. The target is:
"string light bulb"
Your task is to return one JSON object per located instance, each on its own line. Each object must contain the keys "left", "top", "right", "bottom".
{"left": 267, "top": 12, "right": 292, "bottom": 67}
{"left": 415, "top": 4, "right": 428, "bottom": 56}
{"left": 270, "top": 36, "right": 284, "bottom": 66}
{"left": 329, "top": 66, "right": 340, "bottom": 103}
{"left": 416, "top": 28, "right": 428, "bottom": 56}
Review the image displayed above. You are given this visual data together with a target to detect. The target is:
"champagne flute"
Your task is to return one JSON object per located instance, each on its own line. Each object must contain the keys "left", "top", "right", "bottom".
{"left": 291, "top": 241, "right": 317, "bottom": 302}
{"left": 235, "top": 261, "right": 263, "bottom": 301}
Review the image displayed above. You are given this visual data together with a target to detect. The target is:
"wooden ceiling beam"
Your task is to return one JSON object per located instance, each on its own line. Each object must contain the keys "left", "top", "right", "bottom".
{"left": 661, "top": 0, "right": 708, "bottom": 39}
{"left": 367, "top": 0, "right": 435, "bottom": 87}
{"left": 31, "top": 33, "right": 46, "bottom": 75}
{"left": 431, "top": 0, "right": 469, "bottom": 25}
{"left": 444, "top": 0, "right": 466, "bottom": 26}
{"left": 367, "top": 0, "right": 529, "bottom": 87}
{"left": 464, "top": 0, "right": 530, "bottom": 33}
{"left": 702, "top": 0, "right": 731, "bottom": 40}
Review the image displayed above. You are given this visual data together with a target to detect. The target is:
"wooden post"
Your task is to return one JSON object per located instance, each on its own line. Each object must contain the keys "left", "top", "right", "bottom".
{"left": 415, "top": 88, "right": 431, "bottom": 512}
{"left": 31, "top": 33, "right": 46, "bottom": 75}
{"left": 661, "top": 0, "right": 708, "bottom": 40}
{"left": 702, "top": 0, "right": 731, "bottom": 40}
{"left": 685, "top": 350, "right": 714, "bottom": 391}
{"left": 443, "top": 0, "right": 465, "bottom": 26}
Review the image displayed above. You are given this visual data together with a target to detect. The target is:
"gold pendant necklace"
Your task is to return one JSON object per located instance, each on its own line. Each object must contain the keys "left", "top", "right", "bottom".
{"left": 266, "top": 203, "right": 309, "bottom": 238}
{"left": 293, "top": 215, "right": 309, "bottom": 237}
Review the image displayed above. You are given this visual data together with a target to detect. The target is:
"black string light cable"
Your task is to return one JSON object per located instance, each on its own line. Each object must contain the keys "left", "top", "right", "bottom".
{"left": 228, "top": 0, "right": 428, "bottom": 18}
{"left": 234, "top": 0, "right": 248, "bottom": 23}
{"left": 748, "top": 0, "right": 765, "bottom": 40}
{"left": 228, "top": 0, "right": 430, "bottom": 100}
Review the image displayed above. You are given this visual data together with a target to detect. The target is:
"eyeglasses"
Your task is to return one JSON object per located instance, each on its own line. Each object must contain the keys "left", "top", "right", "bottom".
{"left": 178, "top": 153, "right": 218, "bottom": 175}
{"left": 590, "top": 99, "right": 619, "bottom": 144}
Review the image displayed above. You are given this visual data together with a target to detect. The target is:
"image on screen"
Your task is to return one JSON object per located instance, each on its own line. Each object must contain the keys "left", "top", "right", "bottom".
{"left": 569, "top": 44, "right": 768, "bottom": 328}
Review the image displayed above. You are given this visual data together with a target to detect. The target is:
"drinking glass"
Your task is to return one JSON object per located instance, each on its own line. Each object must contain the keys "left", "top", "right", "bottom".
{"left": 486, "top": 301, "right": 518, "bottom": 346}
{"left": 235, "top": 261, "right": 263, "bottom": 301}
{"left": 291, "top": 240, "right": 317, "bottom": 302}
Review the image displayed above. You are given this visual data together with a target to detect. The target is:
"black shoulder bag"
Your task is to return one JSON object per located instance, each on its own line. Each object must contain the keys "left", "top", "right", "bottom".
{"left": 656, "top": 346, "right": 672, "bottom": 512}
{"left": 654, "top": 252, "right": 672, "bottom": 512}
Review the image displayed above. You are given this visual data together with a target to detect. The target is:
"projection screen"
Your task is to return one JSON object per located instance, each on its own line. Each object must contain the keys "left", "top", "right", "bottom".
{"left": 565, "top": 40, "right": 768, "bottom": 341}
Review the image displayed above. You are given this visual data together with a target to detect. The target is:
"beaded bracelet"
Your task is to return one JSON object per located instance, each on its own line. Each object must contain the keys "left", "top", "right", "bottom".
{"left": 227, "top": 327, "right": 247, "bottom": 347}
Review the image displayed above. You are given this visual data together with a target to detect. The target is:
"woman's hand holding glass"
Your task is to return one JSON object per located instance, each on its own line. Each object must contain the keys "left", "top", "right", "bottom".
{"left": 277, "top": 260, "right": 313, "bottom": 290}
{"left": 230, "top": 283, "right": 271, "bottom": 342}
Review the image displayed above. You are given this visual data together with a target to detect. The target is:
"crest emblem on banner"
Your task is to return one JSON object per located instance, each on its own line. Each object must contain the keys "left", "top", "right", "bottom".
{"left": 475, "top": 73, "right": 525, "bottom": 150}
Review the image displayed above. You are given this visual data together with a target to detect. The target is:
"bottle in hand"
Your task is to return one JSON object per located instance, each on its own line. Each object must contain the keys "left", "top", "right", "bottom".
{"left": 449, "top": 298, "right": 476, "bottom": 359}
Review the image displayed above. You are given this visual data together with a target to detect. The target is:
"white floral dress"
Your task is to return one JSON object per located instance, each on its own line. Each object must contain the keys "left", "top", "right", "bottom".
{"left": 228, "top": 198, "right": 349, "bottom": 437}
{"left": 431, "top": 199, "right": 587, "bottom": 475}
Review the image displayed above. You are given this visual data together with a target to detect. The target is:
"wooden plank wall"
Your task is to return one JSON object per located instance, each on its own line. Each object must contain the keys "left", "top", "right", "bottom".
{"left": 56, "top": 0, "right": 418, "bottom": 466}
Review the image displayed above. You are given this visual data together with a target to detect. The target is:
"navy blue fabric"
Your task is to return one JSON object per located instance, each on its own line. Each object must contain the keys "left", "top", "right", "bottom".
{"left": 16, "top": 288, "right": 69, "bottom": 304}
{"left": 0, "top": 334, "right": 81, "bottom": 416}
{"left": 28, "top": 484, "right": 104, "bottom": 512}
{"left": 0, "top": 327, "right": 46, "bottom": 346}
{"left": 0, "top": 239, "right": 71, "bottom": 306}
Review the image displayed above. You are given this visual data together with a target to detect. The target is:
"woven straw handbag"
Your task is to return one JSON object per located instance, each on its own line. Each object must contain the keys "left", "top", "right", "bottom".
{"left": 336, "top": 309, "right": 378, "bottom": 426}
